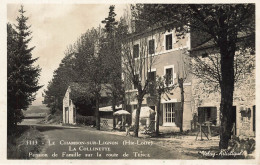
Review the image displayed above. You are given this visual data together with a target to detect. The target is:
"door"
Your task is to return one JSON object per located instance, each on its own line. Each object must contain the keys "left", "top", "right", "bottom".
{"left": 253, "top": 105, "right": 255, "bottom": 132}
{"left": 65, "top": 107, "right": 69, "bottom": 123}
{"left": 231, "top": 106, "right": 236, "bottom": 135}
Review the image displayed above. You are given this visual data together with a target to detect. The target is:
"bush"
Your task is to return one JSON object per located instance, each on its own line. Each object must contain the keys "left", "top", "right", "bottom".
{"left": 7, "top": 126, "right": 44, "bottom": 159}
{"left": 228, "top": 136, "right": 255, "bottom": 154}
{"left": 76, "top": 114, "right": 95, "bottom": 126}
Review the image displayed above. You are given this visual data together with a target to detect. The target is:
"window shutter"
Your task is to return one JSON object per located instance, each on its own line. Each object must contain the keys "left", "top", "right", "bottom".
{"left": 198, "top": 107, "right": 205, "bottom": 123}
{"left": 174, "top": 102, "right": 181, "bottom": 127}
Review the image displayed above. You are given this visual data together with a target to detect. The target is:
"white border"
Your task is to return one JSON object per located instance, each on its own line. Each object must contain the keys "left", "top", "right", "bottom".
{"left": 1, "top": 1, "right": 259, "bottom": 165}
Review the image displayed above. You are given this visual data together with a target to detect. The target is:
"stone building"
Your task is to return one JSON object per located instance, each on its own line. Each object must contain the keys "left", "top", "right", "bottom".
{"left": 190, "top": 38, "right": 256, "bottom": 137}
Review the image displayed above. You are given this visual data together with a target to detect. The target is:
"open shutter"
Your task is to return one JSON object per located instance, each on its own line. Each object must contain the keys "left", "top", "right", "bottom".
{"left": 174, "top": 102, "right": 181, "bottom": 127}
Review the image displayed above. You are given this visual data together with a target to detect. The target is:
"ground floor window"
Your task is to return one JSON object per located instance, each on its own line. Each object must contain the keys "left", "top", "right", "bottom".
{"left": 165, "top": 103, "right": 175, "bottom": 123}
{"left": 198, "top": 107, "right": 217, "bottom": 125}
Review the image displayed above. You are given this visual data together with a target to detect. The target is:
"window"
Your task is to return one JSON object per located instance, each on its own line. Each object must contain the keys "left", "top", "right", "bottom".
{"left": 133, "top": 105, "right": 138, "bottom": 110}
{"left": 165, "top": 68, "right": 173, "bottom": 85}
{"left": 149, "top": 39, "right": 155, "bottom": 54}
{"left": 198, "top": 107, "right": 217, "bottom": 125}
{"left": 165, "top": 103, "right": 175, "bottom": 123}
{"left": 166, "top": 34, "right": 172, "bottom": 50}
{"left": 133, "top": 74, "right": 139, "bottom": 89}
{"left": 133, "top": 44, "right": 139, "bottom": 58}
{"left": 148, "top": 71, "right": 156, "bottom": 82}
{"left": 202, "top": 53, "right": 208, "bottom": 58}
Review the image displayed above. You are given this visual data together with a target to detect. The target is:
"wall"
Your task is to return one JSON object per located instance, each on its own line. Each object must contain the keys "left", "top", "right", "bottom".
{"left": 124, "top": 27, "right": 193, "bottom": 130}
{"left": 191, "top": 70, "right": 255, "bottom": 137}
{"left": 63, "top": 87, "right": 76, "bottom": 124}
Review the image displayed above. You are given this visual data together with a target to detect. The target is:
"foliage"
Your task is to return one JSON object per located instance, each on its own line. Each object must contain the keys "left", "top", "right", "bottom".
{"left": 101, "top": 6, "right": 127, "bottom": 129}
{"left": 7, "top": 126, "right": 44, "bottom": 159}
{"left": 7, "top": 5, "right": 42, "bottom": 134}
{"left": 148, "top": 75, "right": 176, "bottom": 136}
{"left": 43, "top": 28, "right": 103, "bottom": 115}
{"left": 76, "top": 114, "right": 95, "bottom": 126}
{"left": 120, "top": 7, "right": 162, "bottom": 137}
{"left": 42, "top": 51, "right": 77, "bottom": 114}
{"left": 43, "top": 25, "right": 113, "bottom": 129}
{"left": 190, "top": 48, "right": 255, "bottom": 94}
{"left": 228, "top": 136, "right": 255, "bottom": 155}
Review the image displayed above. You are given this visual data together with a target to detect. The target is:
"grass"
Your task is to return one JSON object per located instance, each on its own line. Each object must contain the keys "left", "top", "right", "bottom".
{"left": 7, "top": 125, "right": 45, "bottom": 159}
{"left": 38, "top": 110, "right": 62, "bottom": 124}
{"left": 22, "top": 105, "right": 50, "bottom": 117}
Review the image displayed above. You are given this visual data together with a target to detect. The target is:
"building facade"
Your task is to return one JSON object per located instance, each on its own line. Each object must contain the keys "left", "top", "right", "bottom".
{"left": 63, "top": 86, "right": 76, "bottom": 125}
{"left": 123, "top": 26, "right": 256, "bottom": 136}
{"left": 191, "top": 69, "right": 255, "bottom": 136}
{"left": 123, "top": 27, "right": 193, "bottom": 130}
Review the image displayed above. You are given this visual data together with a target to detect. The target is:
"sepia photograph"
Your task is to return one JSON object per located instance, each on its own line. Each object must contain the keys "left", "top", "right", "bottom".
{"left": 3, "top": 1, "right": 258, "bottom": 163}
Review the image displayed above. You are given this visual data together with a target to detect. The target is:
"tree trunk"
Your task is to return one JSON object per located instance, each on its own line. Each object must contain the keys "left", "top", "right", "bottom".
{"left": 155, "top": 93, "right": 161, "bottom": 136}
{"left": 134, "top": 97, "right": 142, "bottom": 137}
{"left": 218, "top": 34, "right": 236, "bottom": 149}
{"left": 179, "top": 78, "right": 184, "bottom": 133}
{"left": 112, "top": 96, "right": 116, "bottom": 129}
{"left": 219, "top": 55, "right": 235, "bottom": 149}
{"left": 95, "top": 98, "right": 100, "bottom": 130}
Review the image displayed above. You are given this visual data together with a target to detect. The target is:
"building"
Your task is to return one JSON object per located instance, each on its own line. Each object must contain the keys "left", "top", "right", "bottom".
{"left": 123, "top": 26, "right": 193, "bottom": 130}
{"left": 63, "top": 85, "right": 76, "bottom": 124}
{"left": 123, "top": 25, "right": 255, "bottom": 136}
{"left": 63, "top": 82, "right": 113, "bottom": 125}
{"left": 190, "top": 38, "right": 256, "bottom": 137}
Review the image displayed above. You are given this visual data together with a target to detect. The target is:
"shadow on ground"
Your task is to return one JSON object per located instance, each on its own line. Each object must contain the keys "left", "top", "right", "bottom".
{"left": 22, "top": 125, "right": 80, "bottom": 132}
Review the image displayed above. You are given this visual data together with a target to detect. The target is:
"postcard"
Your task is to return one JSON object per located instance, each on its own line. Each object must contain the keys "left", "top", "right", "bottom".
{"left": 1, "top": 0, "right": 259, "bottom": 164}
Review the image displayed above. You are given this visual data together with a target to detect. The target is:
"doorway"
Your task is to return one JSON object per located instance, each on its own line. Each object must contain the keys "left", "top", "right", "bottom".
{"left": 231, "top": 106, "right": 236, "bottom": 135}
{"left": 65, "top": 107, "right": 69, "bottom": 123}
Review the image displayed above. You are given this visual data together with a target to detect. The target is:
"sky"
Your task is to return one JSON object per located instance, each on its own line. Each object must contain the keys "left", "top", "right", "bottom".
{"left": 7, "top": 4, "right": 127, "bottom": 105}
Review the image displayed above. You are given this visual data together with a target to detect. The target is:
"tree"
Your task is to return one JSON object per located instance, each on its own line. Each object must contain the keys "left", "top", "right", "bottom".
{"left": 7, "top": 5, "right": 42, "bottom": 134}
{"left": 72, "top": 27, "right": 108, "bottom": 130}
{"left": 43, "top": 50, "right": 77, "bottom": 114}
{"left": 43, "top": 26, "right": 111, "bottom": 129}
{"left": 148, "top": 76, "right": 175, "bottom": 136}
{"left": 101, "top": 6, "right": 125, "bottom": 129}
{"left": 176, "top": 51, "right": 189, "bottom": 133}
{"left": 132, "top": 4, "right": 255, "bottom": 149}
{"left": 121, "top": 8, "right": 160, "bottom": 137}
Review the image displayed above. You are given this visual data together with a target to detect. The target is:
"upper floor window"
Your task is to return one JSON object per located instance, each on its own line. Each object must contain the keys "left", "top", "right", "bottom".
{"left": 148, "top": 71, "right": 156, "bottom": 82}
{"left": 149, "top": 39, "right": 155, "bottom": 54}
{"left": 133, "top": 74, "right": 139, "bottom": 89}
{"left": 165, "top": 68, "right": 173, "bottom": 85}
{"left": 133, "top": 44, "right": 139, "bottom": 58}
{"left": 166, "top": 34, "right": 173, "bottom": 50}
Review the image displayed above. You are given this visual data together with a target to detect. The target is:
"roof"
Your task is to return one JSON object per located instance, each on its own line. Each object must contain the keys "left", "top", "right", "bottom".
{"left": 99, "top": 104, "right": 122, "bottom": 112}
{"left": 67, "top": 82, "right": 112, "bottom": 102}
{"left": 189, "top": 31, "right": 254, "bottom": 55}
